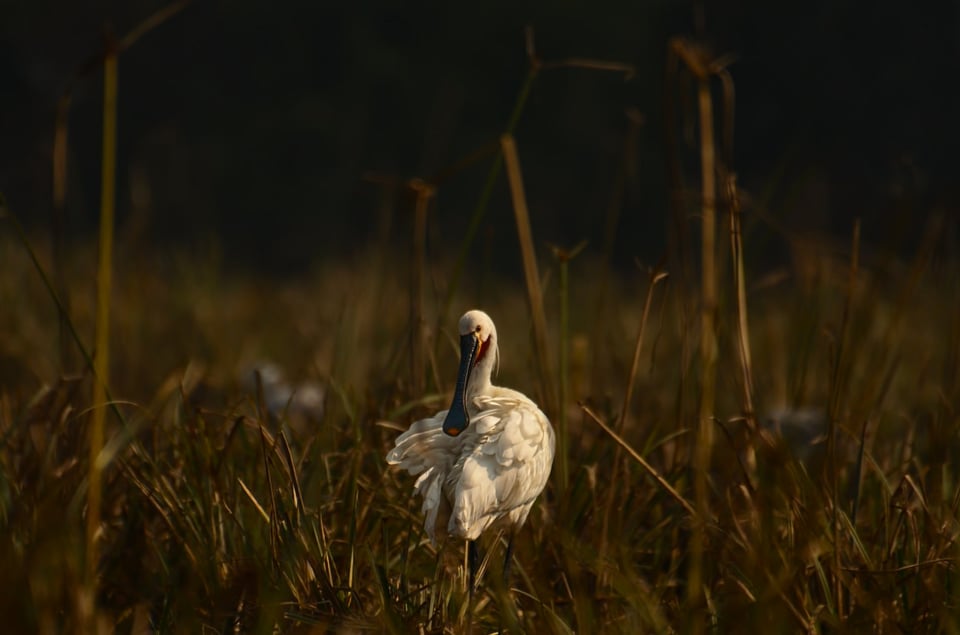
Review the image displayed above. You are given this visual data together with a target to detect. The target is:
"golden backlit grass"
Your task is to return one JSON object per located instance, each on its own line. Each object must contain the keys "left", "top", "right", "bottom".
{"left": 1, "top": 17, "right": 958, "bottom": 633}
{"left": 1, "top": 214, "right": 958, "bottom": 632}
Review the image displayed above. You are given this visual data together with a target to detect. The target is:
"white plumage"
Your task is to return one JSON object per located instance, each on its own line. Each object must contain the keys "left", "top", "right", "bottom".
{"left": 386, "top": 310, "right": 555, "bottom": 557}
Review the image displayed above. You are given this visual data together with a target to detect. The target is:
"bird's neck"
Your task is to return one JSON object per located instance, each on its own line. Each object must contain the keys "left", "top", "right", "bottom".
{"left": 466, "top": 375, "right": 491, "bottom": 400}
{"left": 466, "top": 360, "right": 494, "bottom": 404}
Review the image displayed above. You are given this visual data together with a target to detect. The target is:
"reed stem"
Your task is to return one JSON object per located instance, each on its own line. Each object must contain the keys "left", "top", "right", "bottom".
{"left": 501, "top": 134, "right": 555, "bottom": 413}
{"left": 85, "top": 43, "right": 118, "bottom": 620}
{"left": 553, "top": 240, "right": 586, "bottom": 492}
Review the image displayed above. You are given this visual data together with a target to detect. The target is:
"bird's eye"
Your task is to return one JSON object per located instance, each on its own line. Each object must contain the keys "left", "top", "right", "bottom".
{"left": 475, "top": 325, "right": 481, "bottom": 333}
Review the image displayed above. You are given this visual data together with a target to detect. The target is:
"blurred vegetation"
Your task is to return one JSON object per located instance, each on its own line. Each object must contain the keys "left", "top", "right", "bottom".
{"left": 2, "top": 1, "right": 960, "bottom": 633}
{"left": 2, "top": 200, "right": 960, "bottom": 632}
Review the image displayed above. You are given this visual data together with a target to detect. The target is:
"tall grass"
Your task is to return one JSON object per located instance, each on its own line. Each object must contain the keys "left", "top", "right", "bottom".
{"left": 2, "top": 220, "right": 958, "bottom": 631}
{"left": 668, "top": 38, "right": 721, "bottom": 626}
{"left": 1, "top": 26, "right": 959, "bottom": 635}
{"left": 551, "top": 240, "right": 588, "bottom": 493}
{"left": 83, "top": 41, "right": 118, "bottom": 630}
{"left": 501, "top": 133, "right": 555, "bottom": 413}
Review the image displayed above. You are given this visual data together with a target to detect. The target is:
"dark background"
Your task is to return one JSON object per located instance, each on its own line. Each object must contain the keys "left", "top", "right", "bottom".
{"left": 2, "top": 1, "right": 958, "bottom": 273}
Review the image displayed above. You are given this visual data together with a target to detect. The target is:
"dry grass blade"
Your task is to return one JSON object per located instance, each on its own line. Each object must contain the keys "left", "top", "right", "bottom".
{"left": 828, "top": 218, "right": 861, "bottom": 620}
{"left": 119, "top": 0, "right": 193, "bottom": 51}
{"left": 238, "top": 477, "right": 271, "bottom": 524}
{"left": 668, "top": 36, "right": 722, "bottom": 626}
{"left": 843, "top": 558, "right": 957, "bottom": 574}
{"left": 500, "top": 133, "right": 556, "bottom": 412}
{"left": 580, "top": 403, "right": 696, "bottom": 517}
{"left": 598, "top": 265, "right": 668, "bottom": 567}
{"left": 619, "top": 266, "right": 669, "bottom": 433}
{"left": 0, "top": 201, "right": 145, "bottom": 470}
{"left": 258, "top": 423, "right": 282, "bottom": 565}
{"left": 84, "top": 44, "right": 118, "bottom": 626}
{"left": 694, "top": 64, "right": 717, "bottom": 453}
{"left": 540, "top": 57, "right": 636, "bottom": 78}
{"left": 551, "top": 239, "right": 589, "bottom": 492}
{"left": 728, "top": 174, "right": 755, "bottom": 425}
{"left": 278, "top": 430, "right": 305, "bottom": 527}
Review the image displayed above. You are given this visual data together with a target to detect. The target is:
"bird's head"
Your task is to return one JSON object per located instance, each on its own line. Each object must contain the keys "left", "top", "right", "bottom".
{"left": 442, "top": 310, "right": 498, "bottom": 437}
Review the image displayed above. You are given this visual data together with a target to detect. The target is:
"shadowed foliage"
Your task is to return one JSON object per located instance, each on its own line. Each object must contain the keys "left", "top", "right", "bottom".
{"left": 1, "top": 5, "right": 960, "bottom": 631}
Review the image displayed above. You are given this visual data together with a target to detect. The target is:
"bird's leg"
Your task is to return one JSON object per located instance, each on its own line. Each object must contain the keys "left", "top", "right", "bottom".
{"left": 502, "top": 532, "right": 516, "bottom": 587}
{"left": 468, "top": 539, "right": 480, "bottom": 592}
{"left": 495, "top": 532, "right": 520, "bottom": 635}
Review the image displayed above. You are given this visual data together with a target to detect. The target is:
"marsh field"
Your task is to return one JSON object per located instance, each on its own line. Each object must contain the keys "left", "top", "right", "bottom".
{"left": 4, "top": 187, "right": 960, "bottom": 634}
{"left": 3, "top": 6, "right": 960, "bottom": 634}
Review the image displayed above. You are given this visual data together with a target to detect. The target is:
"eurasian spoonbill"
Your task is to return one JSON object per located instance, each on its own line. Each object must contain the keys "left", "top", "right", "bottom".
{"left": 386, "top": 309, "right": 555, "bottom": 587}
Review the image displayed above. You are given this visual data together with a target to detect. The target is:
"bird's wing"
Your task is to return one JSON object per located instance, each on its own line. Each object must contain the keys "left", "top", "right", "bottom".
{"left": 450, "top": 395, "right": 555, "bottom": 540}
{"left": 385, "top": 410, "right": 458, "bottom": 475}
{"left": 386, "top": 411, "right": 461, "bottom": 541}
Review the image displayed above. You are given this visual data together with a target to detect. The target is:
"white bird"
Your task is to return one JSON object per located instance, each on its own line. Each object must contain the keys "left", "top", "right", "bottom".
{"left": 386, "top": 309, "right": 555, "bottom": 586}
